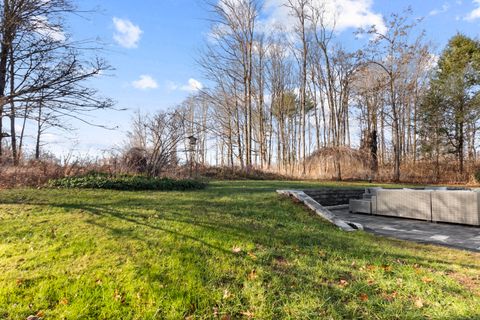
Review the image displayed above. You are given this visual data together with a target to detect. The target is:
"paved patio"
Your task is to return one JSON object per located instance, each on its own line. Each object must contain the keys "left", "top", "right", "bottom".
{"left": 332, "top": 208, "right": 480, "bottom": 252}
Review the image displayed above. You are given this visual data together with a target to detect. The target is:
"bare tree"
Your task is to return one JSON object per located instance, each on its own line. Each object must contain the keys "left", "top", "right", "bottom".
{"left": 0, "top": 0, "right": 114, "bottom": 164}
{"left": 360, "top": 9, "right": 426, "bottom": 182}
{"left": 287, "top": 0, "right": 309, "bottom": 175}
{"left": 125, "top": 110, "right": 186, "bottom": 177}
{"left": 204, "top": 0, "right": 261, "bottom": 169}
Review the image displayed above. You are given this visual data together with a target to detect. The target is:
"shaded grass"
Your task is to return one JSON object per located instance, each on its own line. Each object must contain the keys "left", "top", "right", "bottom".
{"left": 0, "top": 180, "right": 479, "bottom": 319}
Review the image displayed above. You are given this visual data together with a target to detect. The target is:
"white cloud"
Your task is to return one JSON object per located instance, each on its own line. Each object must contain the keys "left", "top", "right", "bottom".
{"left": 181, "top": 78, "right": 204, "bottom": 92}
{"left": 168, "top": 78, "right": 204, "bottom": 92}
{"left": 132, "top": 75, "right": 158, "bottom": 90}
{"left": 260, "top": 0, "right": 386, "bottom": 35}
{"left": 465, "top": 0, "right": 480, "bottom": 21}
{"left": 112, "top": 17, "right": 142, "bottom": 48}
{"left": 429, "top": 3, "right": 450, "bottom": 16}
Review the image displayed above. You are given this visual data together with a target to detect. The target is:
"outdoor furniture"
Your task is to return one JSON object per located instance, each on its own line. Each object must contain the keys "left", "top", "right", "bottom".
{"left": 349, "top": 187, "right": 381, "bottom": 214}
{"left": 349, "top": 199, "right": 372, "bottom": 214}
{"left": 347, "top": 187, "right": 480, "bottom": 226}
{"left": 376, "top": 189, "right": 432, "bottom": 221}
{"left": 431, "top": 191, "right": 480, "bottom": 226}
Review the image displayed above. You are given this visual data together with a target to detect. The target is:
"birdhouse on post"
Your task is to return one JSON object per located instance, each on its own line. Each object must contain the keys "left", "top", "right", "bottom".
{"left": 187, "top": 135, "right": 197, "bottom": 152}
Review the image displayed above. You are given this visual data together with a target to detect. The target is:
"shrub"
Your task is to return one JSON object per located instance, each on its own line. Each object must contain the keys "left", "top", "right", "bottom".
{"left": 48, "top": 174, "right": 207, "bottom": 191}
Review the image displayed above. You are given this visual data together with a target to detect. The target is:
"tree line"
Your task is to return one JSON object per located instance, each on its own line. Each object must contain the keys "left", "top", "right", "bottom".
{"left": 130, "top": 0, "right": 479, "bottom": 182}
{"left": 3, "top": 0, "right": 479, "bottom": 183}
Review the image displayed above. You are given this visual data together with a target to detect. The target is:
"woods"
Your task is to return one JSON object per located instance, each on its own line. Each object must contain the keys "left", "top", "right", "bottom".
{"left": 146, "top": 0, "right": 480, "bottom": 183}
{"left": 2, "top": 0, "right": 480, "bottom": 184}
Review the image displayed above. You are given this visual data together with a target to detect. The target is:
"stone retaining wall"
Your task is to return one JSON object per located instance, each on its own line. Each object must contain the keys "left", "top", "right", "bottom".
{"left": 304, "top": 188, "right": 365, "bottom": 206}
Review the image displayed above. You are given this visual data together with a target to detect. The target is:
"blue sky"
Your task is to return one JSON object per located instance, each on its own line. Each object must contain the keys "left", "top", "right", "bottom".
{"left": 39, "top": 0, "right": 480, "bottom": 157}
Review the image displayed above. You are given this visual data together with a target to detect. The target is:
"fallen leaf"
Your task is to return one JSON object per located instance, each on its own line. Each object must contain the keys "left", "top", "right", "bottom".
{"left": 248, "top": 269, "right": 257, "bottom": 280}
{"left": 232, "top": 246, "right": 242, "bottom": 253}
{"left": 223, "top": 289, "right": 232, "bottom": 299}
{"left": 247, "top": 252, "right": 257, "bottom": 259}
{"left": 382, "top": 265, "right": 393, "bottom": 272}
{"left": 114, "top": 289, "right": 125, "bottom": 303}
{"left": 59, "top": 298, "right": 69, "bottom": 305}
{"left": 240, "top": 310, "right": 254, "bottom": 318}
{"left": 221, "top": 315, "right": 231, "bottom": 320}
{"left": 339, "top": 279, "right": 349, "bottom": 287}
{"left": 359, "top": 293, "right": 369, "bottom": 302}
{"left": 415, "top": 297, "right": 424, "bottom": 308}
{"left": 422, "top": 277, "right": 434, "bottom": 283}
{"left": 382, "top": 291, "right": 398, "bottom": 302}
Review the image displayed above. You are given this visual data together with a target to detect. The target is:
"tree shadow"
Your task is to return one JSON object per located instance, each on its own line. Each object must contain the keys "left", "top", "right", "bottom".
{"left": 2, "top": 189, "right": 480, "bottom": 318}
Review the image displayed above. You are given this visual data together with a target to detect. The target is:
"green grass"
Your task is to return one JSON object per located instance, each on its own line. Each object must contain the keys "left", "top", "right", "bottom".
{"left": 0, "top": 180, "right": 479, "bottom": 319}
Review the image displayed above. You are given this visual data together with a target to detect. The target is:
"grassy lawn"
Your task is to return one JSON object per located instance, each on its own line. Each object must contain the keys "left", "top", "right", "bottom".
{"left": 0, "top": 180, "right": 479, "bottom": 319}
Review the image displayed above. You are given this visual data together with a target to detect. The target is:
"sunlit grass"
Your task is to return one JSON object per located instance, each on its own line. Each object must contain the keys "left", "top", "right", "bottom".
{"left": 0, "top": 180, "right": 479, "bottom": 319}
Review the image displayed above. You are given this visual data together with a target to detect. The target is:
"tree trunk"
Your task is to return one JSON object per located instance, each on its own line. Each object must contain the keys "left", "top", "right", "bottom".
{"left": 35, "top": 103, "right": 43, "bottom": 160}
{"left": 9, "top": 49, "right": 17, "bottom": 165}
{"left": 0, "top": 0, "right": 16, "bottom": 160}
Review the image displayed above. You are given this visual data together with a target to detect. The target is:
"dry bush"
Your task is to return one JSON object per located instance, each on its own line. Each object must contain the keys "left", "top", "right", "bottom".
{"left": 0, "top": 160, "right": 64, "bottom": 188}
{"left": 304, "top": 147, "right": 370, "bottom": 181}
{"left": 398, "top": 161, "right": 475, "bottom": 185}
{"left": 2, "top": 147, "right": 480, "bottom": 189}
{"left": 122, "top": 147, "right": 148, "bottom": 174}
{"left": 198, "top": 166, "right": 291, "bottom": 180}
{"left": 0, "top": 154, "right": 118, "bottom": 189}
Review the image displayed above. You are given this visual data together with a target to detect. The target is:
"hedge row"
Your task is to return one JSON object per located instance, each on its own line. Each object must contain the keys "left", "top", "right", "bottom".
{"left": 48, "top": 175, "right": 207, "bottom": 191}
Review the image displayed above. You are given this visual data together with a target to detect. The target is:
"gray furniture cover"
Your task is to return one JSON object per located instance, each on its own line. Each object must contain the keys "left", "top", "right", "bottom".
{"left": 431, "top": 191, "right": 480, "bottom": 226}
{"left": 376, "top": 190, "right": 432, "bottom": 221}
{"left": 349, "top": 199, "right": 372, "bottom": 214}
